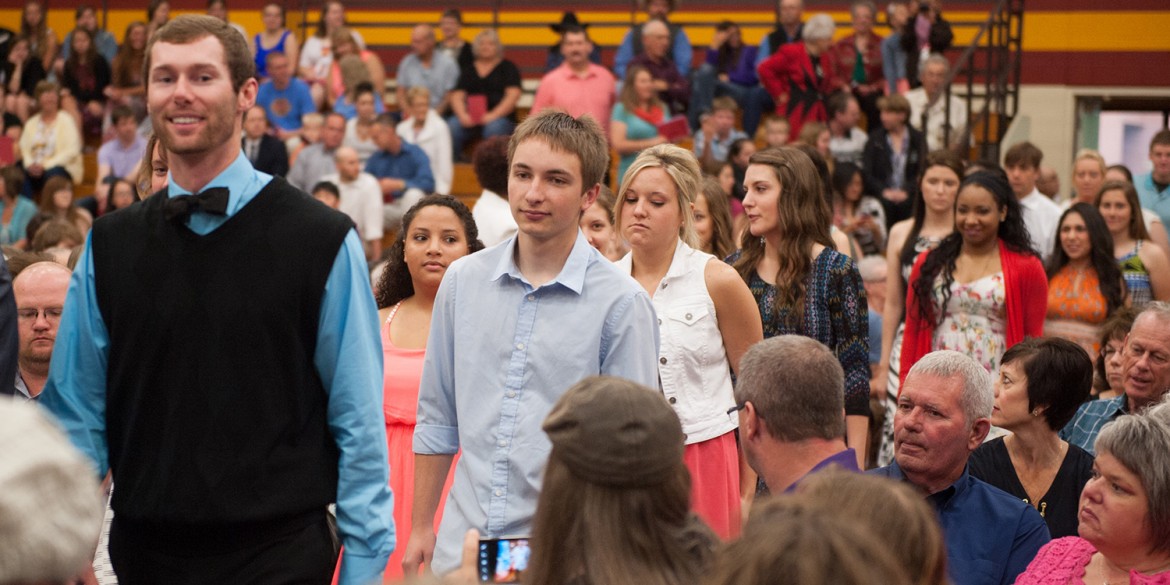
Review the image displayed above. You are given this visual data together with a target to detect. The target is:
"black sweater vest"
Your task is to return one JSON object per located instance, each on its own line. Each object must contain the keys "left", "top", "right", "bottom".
{"left": 92, "top": 178, "right": 353, "bottom": 524}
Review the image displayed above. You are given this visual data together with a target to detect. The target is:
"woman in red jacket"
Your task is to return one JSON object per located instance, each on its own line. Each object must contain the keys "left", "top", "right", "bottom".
{"left": 757, "top": 13, "right": 839, "bottom": 143}
{"left": 901, "top": 171, "right": 1046, "bottom": 390}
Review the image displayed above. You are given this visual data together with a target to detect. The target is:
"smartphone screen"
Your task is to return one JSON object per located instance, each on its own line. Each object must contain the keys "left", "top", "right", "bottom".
{"left": 477, "top": 538, "right": 531, "bottom": 583}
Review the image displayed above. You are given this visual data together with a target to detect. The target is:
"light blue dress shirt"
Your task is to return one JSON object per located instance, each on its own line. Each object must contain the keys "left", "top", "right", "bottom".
{"left": 38, "top": 152, "right": 394, "bottom": 585}
{"left": 413, "top": 232, "right": 661, "bottom": 574}
{"left": 1136, "top": 171, "right": 1170, "bottom": 230}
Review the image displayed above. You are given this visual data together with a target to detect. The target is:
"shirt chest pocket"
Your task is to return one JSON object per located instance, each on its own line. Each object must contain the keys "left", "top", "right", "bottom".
{"left": 664, "top": 303, "right": 712, "bottom": 356}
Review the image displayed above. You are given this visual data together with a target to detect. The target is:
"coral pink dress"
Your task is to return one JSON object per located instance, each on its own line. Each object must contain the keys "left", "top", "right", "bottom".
{"left": 382, "top": 302, "right": 457, "bottom": 580}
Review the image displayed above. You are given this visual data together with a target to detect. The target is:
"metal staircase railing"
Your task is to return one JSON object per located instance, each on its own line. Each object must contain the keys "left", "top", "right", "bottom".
{"left": 942, "top": 0, "right": 1025, "bottom": 162}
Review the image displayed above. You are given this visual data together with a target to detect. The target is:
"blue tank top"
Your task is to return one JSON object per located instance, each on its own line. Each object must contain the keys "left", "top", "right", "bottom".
{"left": 254, "top": 29, "right": 291, "bottom": 78}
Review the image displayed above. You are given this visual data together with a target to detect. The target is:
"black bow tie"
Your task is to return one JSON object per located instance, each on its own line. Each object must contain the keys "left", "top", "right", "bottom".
{"left": 164, "top": 187, "right": 230, "bottom": 221}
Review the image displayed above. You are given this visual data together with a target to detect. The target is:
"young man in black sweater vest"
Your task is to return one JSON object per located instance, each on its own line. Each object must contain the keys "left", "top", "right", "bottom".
{"left": 39, "top": 15, "right": 394, "bottom": 585}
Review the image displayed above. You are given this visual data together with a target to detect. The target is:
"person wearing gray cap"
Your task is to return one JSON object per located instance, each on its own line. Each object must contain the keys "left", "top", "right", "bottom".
{"left": 445, "top": 376, "right": 716, "bottom": 585}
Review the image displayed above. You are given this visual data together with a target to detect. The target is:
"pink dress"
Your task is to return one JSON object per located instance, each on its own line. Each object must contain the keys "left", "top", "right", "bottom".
{"left": 1016, "top": 537, "right": 1170, "bottom": 585}
{"left": 382, "top": 302, "right": 457, "bottom": 580}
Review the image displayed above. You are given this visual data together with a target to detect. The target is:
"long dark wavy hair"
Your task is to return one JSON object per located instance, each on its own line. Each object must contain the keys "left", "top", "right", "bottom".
{"left": 1047, "top": 203, "right": 1124, "bottom": 315}
{"left": 912, "top": 171, "right": 1036, "bottom": 327}
{"left": 900, "top": 150, "right": 966, "bottom": 270}
{"left": 373, "top": 195, "right": 484, "bottom": 309}
{"left": 733, "top": 147, "right": 834, "bottom": 329}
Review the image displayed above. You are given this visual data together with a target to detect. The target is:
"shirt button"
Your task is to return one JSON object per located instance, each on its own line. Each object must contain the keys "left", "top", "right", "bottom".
{"left": 506, "top": 391, "right": 516, "bottom": 398}
{"left": 495, "top": 489, "right": 503, "bottom": 497}
{"left": 527, "top": 295, "right": 535, "bottom": 301}
{"left": 685, "top": 312, "right": 692, "bottom": 320}
{"left": 516, "top": 343, "right": 525, "bottom": 350}
{"left": 668, "top": 397, "right": 677, "bottom": 404}
{"left": 660, "top": 357, "right": 667, "bottom": 364}
{"left": 498, "top": 439, "right": 507, "bottom": 447}
{"left": 657, "top": 318, "right": 662, "bottom": 325}
{"left": 661, "top": 283, "right": 668, "bottom": 289}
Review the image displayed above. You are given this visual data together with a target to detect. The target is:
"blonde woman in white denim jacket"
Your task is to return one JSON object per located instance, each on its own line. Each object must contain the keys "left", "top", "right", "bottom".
{"left": 615, "top": 144, "right": 763, "bottom": 538}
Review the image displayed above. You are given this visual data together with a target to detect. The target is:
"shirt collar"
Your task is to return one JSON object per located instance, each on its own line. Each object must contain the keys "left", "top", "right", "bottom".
{"left": 490, "top": 231, "right": 594, "bottom": 294}
{"left": 886, "top": 459, "right": 971, "bottom": 507}
{"left": 166, "top": 150, "right": 255, "bottom": 216}
{"left": 1017, "top": 188, "right": 1044, "bottom": 207}
{"left": 784, "top": 448, "right": 860, "bottom": 493}
{"left": 663, "top": 239, "right": 695, "bottom": 282}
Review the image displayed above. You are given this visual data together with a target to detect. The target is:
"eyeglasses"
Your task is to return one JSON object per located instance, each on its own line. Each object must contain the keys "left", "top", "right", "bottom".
{"left": 17, "top": 307, "right": 63, "bottom": 322}
{"left": 727, "top": 402, "right": 746, "bottom": 421}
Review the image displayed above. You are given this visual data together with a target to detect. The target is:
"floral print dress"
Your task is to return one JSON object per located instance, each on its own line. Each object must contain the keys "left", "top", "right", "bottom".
{"left": 931, "top": 271, "right": 1007, "bottom": 375}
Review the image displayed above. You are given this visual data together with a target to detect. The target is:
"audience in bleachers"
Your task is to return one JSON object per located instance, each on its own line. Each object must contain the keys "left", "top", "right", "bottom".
{"left": 322, "top": 146, "right": 384, "bottom": 261}
{"left": 437, "top": 9, "right": 474, "bottom": 71}
{"left": 341, "top": 83, "right": 382, "bottom": 162}
{"left": 300, "top": 0, "right": 364, "bottom": 108}
{"left": 256, "top": 51, "right": 316, "bottom": 143}
{"left": 828, "top": 0, "right": 885, "bottom": 127}
{"left": 8, "top": 7, "right": 1170, "bottom": 585}
{"left": 241, "top": 105, "right": 288, "bottom": 177}
{"left": 447, "top": 29, "right": 522, "bottom": 160}
{"left": 614, "top": 0, "right": 693, "bottom": 80}
{"left": 690, "top": 20, "right": 772, "bottom": 136}
{"left": 756, "top": 0, "right": 804, "bottom": 65}
{"left": 862, "top": 93, "right": 927, "bottom": 226}
{"left": 367, "top": 113, "right": 434, "bottom": 231}
{"left": 398, "top": 87, "right": 453, "bottom": 196}
{"left": 758, "top": 13, "right": 838, "bottom": 143}
{"left": 105, "top": 22, "right": 147, "bottom": 120}
{"left": 530, "top": 24, "right": 617, "bottom": 133}
{"left": 290, "top": 112, "right": 345, "bottom": 192}
{"left": 19, "top": 82, "right": 82, "bottom": 198}
{"left": 906, "top": 53, "right": 967, "bottom": 152}
{"left": 252, "top": 2, "right": 297, "bottom": 80}
{"left": 544, "top": 12, "right": 602, "bottom": 72}
{"left": 395, "top": 24, "right": 459, "bottom": 119}
{"left": 60, "top": 6, "right": 118, "bottom": 66}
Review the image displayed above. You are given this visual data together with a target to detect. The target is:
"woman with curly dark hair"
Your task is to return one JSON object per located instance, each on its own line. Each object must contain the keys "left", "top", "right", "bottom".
{"left": 372, "top": 194, "right": 482, "bottom": 579}
{"left": 1043, "top": 203, "right": 1125, "bottom": 357}
{"left": 901, "top": 171, "right": 1047, "bottom": 388}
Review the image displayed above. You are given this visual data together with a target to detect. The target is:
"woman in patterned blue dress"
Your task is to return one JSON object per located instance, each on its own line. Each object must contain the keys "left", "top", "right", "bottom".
{"left": 730, "top": 147, "right": 870, "bottom": 469}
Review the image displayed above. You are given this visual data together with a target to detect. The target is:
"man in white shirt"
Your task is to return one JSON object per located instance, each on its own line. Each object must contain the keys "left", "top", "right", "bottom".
{"left": 1005, "top": 141, "right": 1060, "bottom": 260}
{"left": 827, "top": 91, "right": 867, "bottom": 167}
{"left": 323, "top": 146, "right": 384, "bottom": 261}
{"left": 905, "top": 54, "right": 967, "bottom": 152}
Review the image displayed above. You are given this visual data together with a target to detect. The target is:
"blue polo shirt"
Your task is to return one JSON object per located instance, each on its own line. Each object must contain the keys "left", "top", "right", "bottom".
{"left": 870, "top": 462, "right": 1050, "bottom": 585}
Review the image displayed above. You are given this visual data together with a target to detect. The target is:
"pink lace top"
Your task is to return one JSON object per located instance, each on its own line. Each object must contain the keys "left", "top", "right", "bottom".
{"left": 1015, "top": 537, "right": 1170, "bottom": 585}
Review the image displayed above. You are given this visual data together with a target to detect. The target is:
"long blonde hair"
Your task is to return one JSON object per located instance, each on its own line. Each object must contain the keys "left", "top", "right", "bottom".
{"left": 732, "top": 147, "right": 834, "bottom": 327}
{"left": 614, "top": 144, "right": 701, "bottom": 249}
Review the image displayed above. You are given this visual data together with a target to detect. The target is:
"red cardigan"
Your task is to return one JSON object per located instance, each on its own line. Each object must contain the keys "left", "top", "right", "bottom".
{"left": 900, "top": 239, "right": 1047, "bottom": 389}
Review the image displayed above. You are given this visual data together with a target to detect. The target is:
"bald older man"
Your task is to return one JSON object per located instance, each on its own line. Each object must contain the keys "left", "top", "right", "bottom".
{"left": 396, "top": 24, "right": 460, "bottom": 116}
{"left": 13, "top": 261, "right": 71, "bottom": 400}
{"left": 322, "top": 146, "right": 384, "bottom": 261}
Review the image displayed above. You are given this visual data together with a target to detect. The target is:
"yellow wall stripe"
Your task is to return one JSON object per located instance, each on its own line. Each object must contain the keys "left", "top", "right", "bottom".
{"left": 12, "top": 9, "right": 1169, "bottom": 53}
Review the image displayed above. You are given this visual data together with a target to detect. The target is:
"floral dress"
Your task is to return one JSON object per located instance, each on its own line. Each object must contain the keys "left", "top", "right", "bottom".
{"left": 931, "top": 271, "right": 1007, "bottom": 375}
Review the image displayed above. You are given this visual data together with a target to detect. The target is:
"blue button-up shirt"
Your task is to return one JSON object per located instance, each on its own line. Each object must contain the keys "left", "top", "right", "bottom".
{"left": 870, "top": 462, "right": 1050, "bottom": 585}
{"left": 364, "top": 143, "right": 435, "bottom": 200}
{"left": 1060, "top": 395, "right": 1127, "bottom": 455}
{"left": 38, "top": 153, "right": 395, "bottom": 585}
{"left": 414, "top": 232, "right": 660, "bottom": 574}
